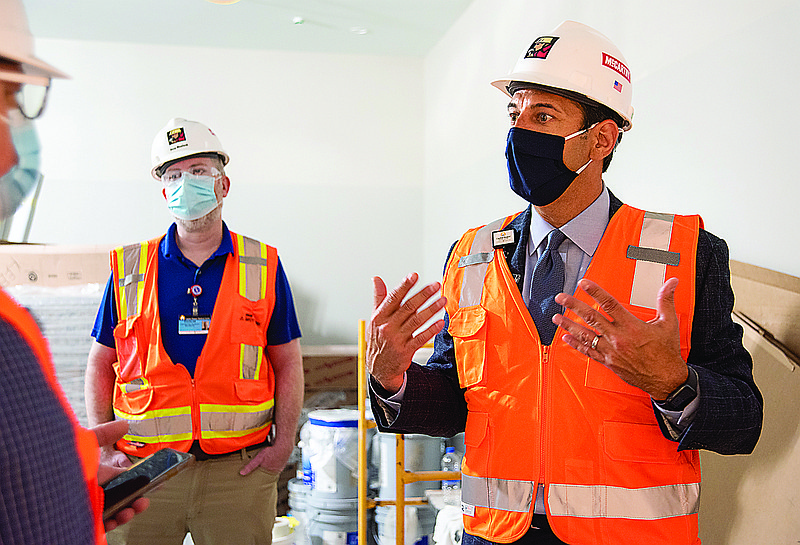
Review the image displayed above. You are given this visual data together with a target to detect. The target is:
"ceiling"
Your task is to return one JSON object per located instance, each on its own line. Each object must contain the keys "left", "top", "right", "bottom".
{"left": 22, "top": 0, "right": 474, "bottom": 57}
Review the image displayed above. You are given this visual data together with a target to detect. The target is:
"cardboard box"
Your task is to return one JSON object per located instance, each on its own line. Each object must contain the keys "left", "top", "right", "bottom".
{"left": 301, "top": 345, "right": 358, "bottom": 392}
{"left": 0, "top": 244, "right": 112, "bottom": 288}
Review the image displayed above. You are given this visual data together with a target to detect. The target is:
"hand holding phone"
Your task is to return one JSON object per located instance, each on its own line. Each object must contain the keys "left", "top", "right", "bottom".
{"left": 102, "top": 448, "right": 194, "bottom": 520}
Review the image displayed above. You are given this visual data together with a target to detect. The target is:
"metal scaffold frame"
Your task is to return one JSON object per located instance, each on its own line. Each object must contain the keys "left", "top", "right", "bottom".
{"left": 357, "top": 320, "right": 460, "bottom": 545}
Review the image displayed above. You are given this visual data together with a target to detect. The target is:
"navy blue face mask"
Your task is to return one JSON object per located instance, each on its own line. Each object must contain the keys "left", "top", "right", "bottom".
{"left": 505, "top": 126, "right": 592, "bottom": 206}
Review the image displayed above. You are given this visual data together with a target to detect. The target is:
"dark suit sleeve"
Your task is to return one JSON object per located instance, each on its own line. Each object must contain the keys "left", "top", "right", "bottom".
{"left": 670, "top": 230, "right": 763, "bottom": 454}
{"left": 368, "top": 241, "right": 468, "bottom": 437}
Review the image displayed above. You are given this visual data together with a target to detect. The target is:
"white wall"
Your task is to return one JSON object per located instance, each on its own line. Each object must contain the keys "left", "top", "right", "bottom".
{"left": 422, "top": 0, "right": 800, "bottom": 283}
{"left": 28, "top": 39, "right": 425, "bottom": 345}
{"left": 23, "top": 1, "right": 800, "bottom": 347}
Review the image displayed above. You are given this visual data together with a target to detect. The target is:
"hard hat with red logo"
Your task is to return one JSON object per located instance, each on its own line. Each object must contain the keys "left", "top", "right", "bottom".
{"left": 151, "top": 118, "right": 230, "bottom": 180}
{"left": 0, "top": 0, "right": 68, "bottom": 85}
{"left": 492, "top": 20, "right": 634, "bottom": 130}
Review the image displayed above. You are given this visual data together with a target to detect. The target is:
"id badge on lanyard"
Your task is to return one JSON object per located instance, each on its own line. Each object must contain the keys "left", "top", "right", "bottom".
{"left": 179, "top": 284, "right": 211, "bottom": 335}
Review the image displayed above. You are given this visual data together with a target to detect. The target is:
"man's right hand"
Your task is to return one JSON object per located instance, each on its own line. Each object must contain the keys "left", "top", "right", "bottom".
{"left": 99, "top": 445, "right": 132, "bottom": 468}
{"left": 367, "top": 273, "right": 447, "bottom": 394}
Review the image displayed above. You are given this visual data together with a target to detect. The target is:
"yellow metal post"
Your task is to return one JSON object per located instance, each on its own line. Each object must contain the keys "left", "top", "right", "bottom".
{"left": 358, "top": 320, "right": 369, "bottom": 545}
{"left": 395, "top": 434, "right": 405, "bottom": 545}
{"left": 358, "top": 322, "right": 460, "bottom": 545}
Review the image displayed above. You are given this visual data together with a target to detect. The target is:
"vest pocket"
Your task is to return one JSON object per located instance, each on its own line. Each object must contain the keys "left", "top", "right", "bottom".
{"left": 230, "top": 295, "right": 269, "bottom": 347}
{"left": 449, "top": 306, "right": 487, "bottom": 388}
{"left": 234, "top": 378, "right": 269, "bottom": 402}
{"left": 113, "top": 318, "right": 144, "bottom": 381}
{"left": 603, "top": 420, "right": 681, "bottom": 464}
{"left": 115, "top": 379, "right": 154, "bottom": 415}
{"left": 584, "top": 359, "right": 649, "bottom": 398}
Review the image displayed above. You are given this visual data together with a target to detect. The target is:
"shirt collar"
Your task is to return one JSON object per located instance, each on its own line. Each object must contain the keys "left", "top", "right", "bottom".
{"left": 162, "top": 221, "right": 234, "bottom": 263}
{"left": 529, "top": 186, "right": 610, "bottom": 257}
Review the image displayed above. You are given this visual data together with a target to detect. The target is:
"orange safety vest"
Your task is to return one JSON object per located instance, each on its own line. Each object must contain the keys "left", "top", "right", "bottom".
{"left": 110, "top": 231, "right": 278, "bottom": 457}
{"left": 444, "top": 205, "right": 702, "bottom": 545}
{"left": 0, "top": 288, "right": 106, "bottom": 544}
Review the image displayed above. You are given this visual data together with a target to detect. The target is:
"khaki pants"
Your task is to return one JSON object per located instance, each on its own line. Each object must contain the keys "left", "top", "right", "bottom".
{"left": 107, "top": 448, "right": 279, "bottom": 545}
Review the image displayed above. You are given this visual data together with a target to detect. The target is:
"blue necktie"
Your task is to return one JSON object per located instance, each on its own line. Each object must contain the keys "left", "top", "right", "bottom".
{"left": 528, "top": 229, "right": 566, "bottom": 345}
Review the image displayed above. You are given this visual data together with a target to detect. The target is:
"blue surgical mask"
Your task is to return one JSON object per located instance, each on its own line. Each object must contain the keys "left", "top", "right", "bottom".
{"left": 505, "top": 126, "right": 592, "bottom": 206}
{"left": 165, "top": 173, "right": 220, "bottom": 220}
{"left": 0, "top": 112, "right": 42, "bottom": 218}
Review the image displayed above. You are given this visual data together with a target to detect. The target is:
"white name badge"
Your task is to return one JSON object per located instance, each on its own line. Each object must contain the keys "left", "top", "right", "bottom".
{"left": 178, "top": 315, "right": 211, "bottom": 335}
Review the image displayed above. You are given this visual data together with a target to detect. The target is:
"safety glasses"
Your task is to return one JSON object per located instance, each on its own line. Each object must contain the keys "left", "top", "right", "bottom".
{"left": 0, "top": 70, "right": 51, "bottom": 120}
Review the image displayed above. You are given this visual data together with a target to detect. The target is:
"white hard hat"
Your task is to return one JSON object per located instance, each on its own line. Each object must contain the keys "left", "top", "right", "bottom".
{"left": 151, "top": 118, "right": 230, "bottom": 180}
{"left": 0, "top": 0, "right": 69, "bottom": 84}
{"left": 492, "top": 21, "right": 633, "bottom": 130}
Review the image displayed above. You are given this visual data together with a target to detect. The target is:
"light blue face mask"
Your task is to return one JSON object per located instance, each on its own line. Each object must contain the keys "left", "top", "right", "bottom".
{"left": 165, "top": 173, "right": 220, "bottom": 220}
{"left": 0, "top": 113, "right": 42, "bottom": 218}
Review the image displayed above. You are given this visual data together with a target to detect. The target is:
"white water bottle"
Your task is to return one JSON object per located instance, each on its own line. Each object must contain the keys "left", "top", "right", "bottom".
{"left": 441, "top": 446, "right": 461, "bottom": 506}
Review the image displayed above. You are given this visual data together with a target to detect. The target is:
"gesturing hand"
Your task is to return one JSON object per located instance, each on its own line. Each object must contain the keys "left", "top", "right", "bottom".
{"left": 367, "top": 273, "right": 447, "bottom": 394}
{"left": 552, "top": 277, "right": 689, "bottom": 400}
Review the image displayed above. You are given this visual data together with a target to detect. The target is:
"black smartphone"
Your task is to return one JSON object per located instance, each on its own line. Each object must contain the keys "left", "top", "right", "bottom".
{"left": 102, "top": 448, "right": 194, "bottom": 520}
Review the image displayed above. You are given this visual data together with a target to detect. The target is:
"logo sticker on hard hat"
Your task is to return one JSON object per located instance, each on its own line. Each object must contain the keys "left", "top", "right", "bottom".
{"left": 168, "top": 127, "right": 187, "bottom": 145}
{"left": 524, "top": 36, "right": 559, "bottom": 59}
{"left": 602, "top": 53, "right": 630, "bottom": 83}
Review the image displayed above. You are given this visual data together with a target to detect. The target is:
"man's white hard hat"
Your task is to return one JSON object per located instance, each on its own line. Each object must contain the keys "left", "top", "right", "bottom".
{"left": 151, "top": 118, "right": 230, "bottom": 180}
{"left": 0, "top": 0, "right": 68, "bottom": 84}
{"left": 492, "top": 21, "right": 634, "bottom": 130}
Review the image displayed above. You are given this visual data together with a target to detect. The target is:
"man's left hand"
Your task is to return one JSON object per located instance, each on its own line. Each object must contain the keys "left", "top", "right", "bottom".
{"left": 239, "top": 446, "right": 287, "bottom": 476}
{"left": 552, "top": 277, "right": 688, "bottom": 400}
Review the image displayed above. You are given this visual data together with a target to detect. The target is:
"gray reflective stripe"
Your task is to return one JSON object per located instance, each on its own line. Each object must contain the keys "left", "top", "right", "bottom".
{"left": 459, "top": 218, "right": 506, "bottom": 308}
{"left": 548, "top": 482, "right": 700, "bottom": 520}
{"left": 120, "top": 412, "right": 193, "bottom": 442}
{"left": 199, "top": 405, "right": 274, "bottom": 436}
{"left": 119, "top": 273, "right": 145, "bottom": 287}
{"left": 240, "top": 256, "right": 268, "bottom": 266}
{"left": 121, "top": 378, "right": 146, "bottom": 394}
{"left": 121, "top": 244, "right": 145, "bottom": 319}
{"left": 626, "top": 246, "right": 680, "bottom": 266}
{"left": 459, "top": 252, "right": 493, "bottom": 268}
{"left": 240, "top": 344, "right": 262, "bottom": 379}
{"left": 240, "top": 235, "right": 266, "bottom": 302}
{"left": 629, "top": 212, "right": 676, "bottom": 310}
{"left": 461, "top": 473, "right": 535, "bottom": 513}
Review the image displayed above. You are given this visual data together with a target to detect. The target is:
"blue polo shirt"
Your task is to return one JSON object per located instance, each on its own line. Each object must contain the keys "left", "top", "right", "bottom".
{"left": 91, "top": 222, "right": 301, "bottom": 377}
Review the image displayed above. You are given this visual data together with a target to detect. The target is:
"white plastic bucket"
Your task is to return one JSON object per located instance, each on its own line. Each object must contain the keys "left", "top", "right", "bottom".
{"left": 376, "top": 433, "right": 443, "bottom": 499}
{"left": 307, "top": 409, "right": 360, "bottom": 499}
{"left": 305, "top": 495, "right": 359, "bottom": 545}
{"left": 273, "top": 516, "right": 299, "bottom": 545}
{"left": 375, "top": 505, "right": 436, "bottom": 545}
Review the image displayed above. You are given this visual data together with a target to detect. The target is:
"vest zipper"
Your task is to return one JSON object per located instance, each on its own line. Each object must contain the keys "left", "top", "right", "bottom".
{"left": 539, "top": 344, "right": 551, "bottom": 515}
{"left": 191, "top": 378, "right": 200, "bottom": 442}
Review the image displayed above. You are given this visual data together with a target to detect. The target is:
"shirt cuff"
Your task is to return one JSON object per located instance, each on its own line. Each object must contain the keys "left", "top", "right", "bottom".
{"left": 653, "top": 382, "right": 700, "bottom": 439}
{"left": 369, "top": 373, "right": 408, "bottom": 423}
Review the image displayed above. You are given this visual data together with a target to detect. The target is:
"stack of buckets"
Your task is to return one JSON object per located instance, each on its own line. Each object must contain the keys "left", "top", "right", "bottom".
{"left": 289, "top": 408, "right": 443, "bottom": 545}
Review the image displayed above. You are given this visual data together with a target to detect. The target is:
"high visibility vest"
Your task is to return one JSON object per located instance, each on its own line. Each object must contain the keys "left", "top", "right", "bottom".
{"left": 0, "top": 288, "right": 106, "bottom": 544}
{"left": 444, "top": 205, "right": 702, "bottom": 545}
{"left": 110, "top": 231, "right": 278, "bottom": 457}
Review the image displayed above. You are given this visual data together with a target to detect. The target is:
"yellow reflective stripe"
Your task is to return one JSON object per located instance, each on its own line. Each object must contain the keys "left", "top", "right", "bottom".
{"left": 122, "top": 432, "right": 193, "bottom": 443}
{"left": 199, "top": 399, "right": 274, "bottom": 414}
{"left": 113, "top": 405, "right": 191, "bottom": 421}
{"left": 115, "top": 246, "right": 127, "bottom": 318}
{"left": 121, "top": 377, "right": 150, "bottom": 394}
{"left": 236, "top": 233, "right": 247, "bottom": 298}
{"left": 259, "top": 241, "right": 267, "bottom": 299}
{"left": 239, "top": 344, "right": 264, "bottom": 380}
{"left": 254, "top": 345, "right": 264, "bottom": 379}
{"left": 136, "top": 240, "right": 148, "bottom": 315}
{"left": 201, "top": 421, "right": 271, "bottom": 439}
